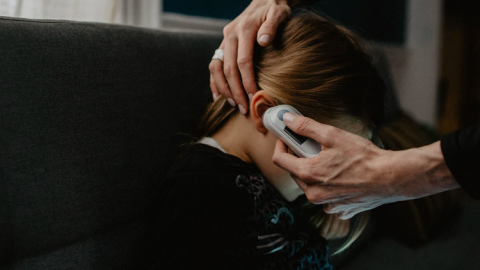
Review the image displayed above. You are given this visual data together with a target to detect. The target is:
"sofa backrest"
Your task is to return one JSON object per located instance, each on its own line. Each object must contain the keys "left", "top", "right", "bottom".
{"left": 0, "top": 16, "right": 221, "bottom": 269}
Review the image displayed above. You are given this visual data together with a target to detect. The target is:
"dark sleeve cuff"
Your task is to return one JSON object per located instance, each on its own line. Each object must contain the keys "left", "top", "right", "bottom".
{"left": 441, "top": 128, "right": 480, "bottom": 199}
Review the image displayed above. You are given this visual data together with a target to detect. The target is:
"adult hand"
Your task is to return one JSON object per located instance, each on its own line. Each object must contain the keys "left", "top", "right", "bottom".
{"left": 320, "top": 214, "right": 350, "bottom": 240}
{"left": 209, "top": 0, "right": 291, "bottom": 114}
{"left": 272, "top": 113, "right": 460, "bottom": 220}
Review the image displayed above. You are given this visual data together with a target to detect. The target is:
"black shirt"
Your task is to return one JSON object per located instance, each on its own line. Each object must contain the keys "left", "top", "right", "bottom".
{"left": 441, "top": 123, "right": 480, "bottom": 199}
{"left": 151, "top": 144, "right": 333, "bottom": 269}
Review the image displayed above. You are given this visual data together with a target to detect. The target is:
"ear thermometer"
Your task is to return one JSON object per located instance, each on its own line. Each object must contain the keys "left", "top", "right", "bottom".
{"left": 263, "top": 105, "right": 322, "bottom": 158}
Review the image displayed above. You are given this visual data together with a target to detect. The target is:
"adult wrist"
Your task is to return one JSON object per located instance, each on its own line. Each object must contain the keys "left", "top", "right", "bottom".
{"left": 420, "top": 141, "right": 460, "bottom": 193}
{"left": 393, "top": 142, "right": 459, "bottom": 200}
{"left": 374, "top": 141, "right": 458, "bottom": 203}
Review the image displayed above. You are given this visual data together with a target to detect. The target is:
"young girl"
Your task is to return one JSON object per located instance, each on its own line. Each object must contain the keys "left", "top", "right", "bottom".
{"left": 153, "top": 9, "right": 384, "bottom": 269}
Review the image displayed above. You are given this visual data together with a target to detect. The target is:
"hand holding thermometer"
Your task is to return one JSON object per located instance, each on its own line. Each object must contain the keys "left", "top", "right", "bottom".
{"left": 263, "top": 105, "right": 322, "bottom": 158}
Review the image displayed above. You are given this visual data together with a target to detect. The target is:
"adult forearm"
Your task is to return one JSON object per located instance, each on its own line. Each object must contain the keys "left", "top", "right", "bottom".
{"left": 384, "top": 141, "right": 460, "bottom": 200}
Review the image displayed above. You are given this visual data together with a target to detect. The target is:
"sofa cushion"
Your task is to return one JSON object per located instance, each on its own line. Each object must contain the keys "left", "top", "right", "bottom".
{"left": 0, "top": 16, "right": 221, "bottom": 269}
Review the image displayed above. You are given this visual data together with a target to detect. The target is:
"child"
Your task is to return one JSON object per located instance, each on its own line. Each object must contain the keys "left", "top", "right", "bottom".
{"left": 153, "top": 9, "right": 384, "bottom": 270}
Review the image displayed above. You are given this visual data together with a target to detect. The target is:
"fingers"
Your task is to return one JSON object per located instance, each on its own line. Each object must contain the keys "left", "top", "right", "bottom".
{"left": 237, "top": 30, "right": 258, "bottom": 105}
{"left": 283, "top": 113, "right": 341, "bottom": 147}
{"left": 210, "top": 1, "right": 291, "bottom": 113}
{"left": 223, "top": 31, "right": 248, "bottom": 114}
{"left": 292, "top": 174, "right": 308, "bottom": 192}
{"left": 209, "top": 73, "right": 219, "bottom": 102}
{"left": 272, "top": 139, "right": 304, "bottom": 175}
{"left": 210, "top": 60, "right": 230, "bottom": 102}
{"left": 257, "top": 4, "right": 291, "bottom": 47}
{"left": 209, "top": 42, "right": 231, "bottom": 103}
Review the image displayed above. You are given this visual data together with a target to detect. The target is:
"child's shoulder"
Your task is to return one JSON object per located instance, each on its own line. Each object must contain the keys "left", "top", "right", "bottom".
{"left": 163, "top": 143, "right": 262, "bottom": 203}
{"left": 170, "top": 143, "right": 259, "bottom": 178}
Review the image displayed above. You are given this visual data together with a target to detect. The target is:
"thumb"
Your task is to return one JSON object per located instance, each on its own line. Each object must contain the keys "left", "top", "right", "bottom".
{"left": 257, "top": 5, "right": 290, "bottom": 47}
{"left": 283, "top": 113, "right": 339, "bottom": 147}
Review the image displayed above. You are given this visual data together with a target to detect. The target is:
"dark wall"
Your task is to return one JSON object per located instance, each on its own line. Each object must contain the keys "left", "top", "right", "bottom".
{"left": 163, "top": 0, "right": 407, "bottom": 44}
{"left": 314, "top": 0, "right": 407, "bottom": 44}
{"left": 163, "top": 0, "right": 251, "bottom": 21}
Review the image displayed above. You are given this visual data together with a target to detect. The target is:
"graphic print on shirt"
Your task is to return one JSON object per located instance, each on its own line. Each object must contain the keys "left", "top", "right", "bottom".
{"left": 271, "top": 207, "right": 295, "bottom": 224}
{"left": 235, "top": 173, "right": 333, "bottom": 270}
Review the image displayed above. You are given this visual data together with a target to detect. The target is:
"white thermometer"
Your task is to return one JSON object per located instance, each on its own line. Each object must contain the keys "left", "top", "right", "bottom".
{"left": 263, "top": 105, "right": 322, "bottom": 158}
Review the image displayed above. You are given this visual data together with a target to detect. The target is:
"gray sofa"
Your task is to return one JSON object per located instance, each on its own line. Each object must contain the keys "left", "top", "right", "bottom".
{"left": 0, "top": 16, "right": 219, "bottom": 269}
{"left": 1, "top": 16, "right": 479, "bottom": 270}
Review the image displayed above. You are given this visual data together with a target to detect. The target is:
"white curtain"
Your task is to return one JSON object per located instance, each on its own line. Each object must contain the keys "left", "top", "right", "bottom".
{"left": 0, "top": 0, "right": 162, "bottom": 28}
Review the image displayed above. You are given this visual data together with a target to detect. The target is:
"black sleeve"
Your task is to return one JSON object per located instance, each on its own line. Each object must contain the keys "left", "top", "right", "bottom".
{"left": 441, "top": 123, "right": 480, "bottom": 199}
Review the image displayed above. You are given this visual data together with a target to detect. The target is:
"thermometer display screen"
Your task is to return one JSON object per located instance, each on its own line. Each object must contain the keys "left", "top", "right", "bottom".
{"left": 284, "top": 126, "right": 308, "bottom": 145}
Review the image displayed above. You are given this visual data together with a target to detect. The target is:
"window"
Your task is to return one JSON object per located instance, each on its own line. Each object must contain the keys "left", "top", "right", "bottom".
{"left": 0, "top": 0, "right": 161, "bottom": 28}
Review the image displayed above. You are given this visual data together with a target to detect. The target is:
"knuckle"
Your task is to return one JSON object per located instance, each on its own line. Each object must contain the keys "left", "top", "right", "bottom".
{"left": 223, "top": 24, "right": 232, "bottom": 36}
{"left": 261, "top": 21, "right": 276, "bottom": 32}
{"left": 296, "top": 119, "right": 312, "bottom": 134}
{"left": 324, "top": 126, "right": 340, "bottom": 138}
{"left": 273, "top": 5, "right": 290, "bottom": 18}
{"left": 237, "top": 22, "right": 248, "bottom": 32}
{"left": 223, "top": 66, "right": 232, "bottom": 77}
{"left": 209, "top": 62, "right": 221, "bottom": 73}
{"left": 282, "top": 5, "right": 292, "bottom": 16}
{"left": 297, "top": 168, "right": 309, "bottom": 182}
{"left": 272, "top": 154, "right": 279, "bottom": 165}
{"left": 209, "top": 62, "right": 215, "bottom": 72}
{"left": 237, "top": 56, "right": 250, "bottom": 67}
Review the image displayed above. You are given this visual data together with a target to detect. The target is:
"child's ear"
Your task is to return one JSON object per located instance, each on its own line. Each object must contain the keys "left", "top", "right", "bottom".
{"left": 250, "top": 90, "right": 275, "bottom": 134}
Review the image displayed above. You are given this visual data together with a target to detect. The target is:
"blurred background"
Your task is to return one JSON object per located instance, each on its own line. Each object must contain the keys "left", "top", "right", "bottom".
{"left": 0, "top": 0, "right": 478, "bottom": 133}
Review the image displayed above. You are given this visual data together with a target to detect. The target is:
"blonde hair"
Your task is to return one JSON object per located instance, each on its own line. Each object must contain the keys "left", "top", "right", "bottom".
{"left": 198, "top": 9, "right": 385, "bottom": 254}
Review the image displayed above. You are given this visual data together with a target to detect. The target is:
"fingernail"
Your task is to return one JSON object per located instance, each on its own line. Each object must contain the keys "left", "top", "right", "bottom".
{"left": 213, "top": 93, "right": 217, "bottom": 101}
{"left": 238, "top": 104, "right": 246, "bottom": 115}
{"left": 259, "top": 34, "right": 271, "bottom": 45}
{"left": 248, "top": 93, "right": 253, "bottom": 101}
{"left": 227, "top": 98, "right": 236, "bottom": 107}
{"left": 283, "top": 112, "right": 295, "bottom": 123}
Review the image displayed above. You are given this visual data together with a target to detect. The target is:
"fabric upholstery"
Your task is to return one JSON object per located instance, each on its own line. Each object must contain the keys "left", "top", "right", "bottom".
{"left": 0, "top": 16, "right": 221, "bottom": 269}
